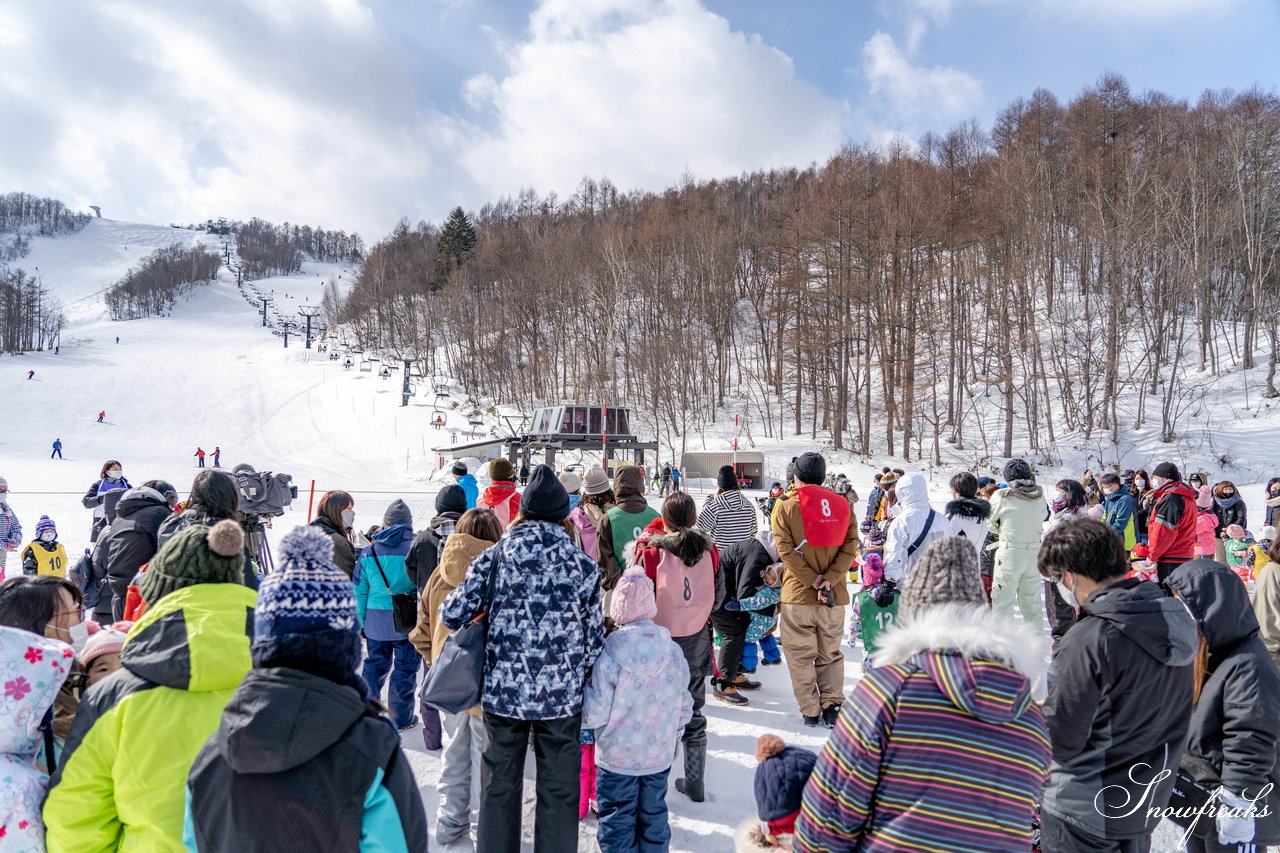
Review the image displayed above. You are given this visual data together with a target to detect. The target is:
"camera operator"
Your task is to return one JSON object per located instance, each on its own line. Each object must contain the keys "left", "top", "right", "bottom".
{"left": 157, "top": 470, "right": 259, "bottom": 589}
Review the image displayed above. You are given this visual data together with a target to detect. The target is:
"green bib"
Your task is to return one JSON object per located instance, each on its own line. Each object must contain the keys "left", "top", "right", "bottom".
{"left": 608, "top": 506, "right": 660, "bottom": 566}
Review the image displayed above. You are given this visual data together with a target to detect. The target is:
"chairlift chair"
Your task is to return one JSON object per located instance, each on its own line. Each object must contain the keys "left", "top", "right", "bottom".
{"left": 468, "top": 410, "right": 484, "bottom": 427}
{"left": 432, "top": 413, "right": 445, "bottom": 430}
{"left": 379, "top": 366, "right": 392, "bottom": 379}
{"left": 359, "top": 359, "right": 373, "bottom": 372}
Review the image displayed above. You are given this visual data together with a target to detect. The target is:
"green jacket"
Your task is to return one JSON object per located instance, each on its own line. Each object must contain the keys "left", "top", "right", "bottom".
{"left": 44, "top": 583, "right": 256, "bottom": 853}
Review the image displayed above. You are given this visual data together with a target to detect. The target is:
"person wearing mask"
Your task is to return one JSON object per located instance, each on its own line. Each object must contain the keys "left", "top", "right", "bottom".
{"left": 477, "top": 459, "right": 522, "bottom": 529}
{"left": 697, "top": 465, "right": 759, "bottom": 550}
{"left": 987, "top": 459, "right": 1048, "bottom": 630}
{"left": 1264, "top": 477, "right": 1280, "bottom": 528}
{"left": 157, "top": 470, "right": 258, "bottom": 589}
{"left": 44, "top": 521, "right": 257, "bottom": 852}
{"left": 183, "top": 526, "right": 429, "bottom": 853}
{"left": 771, "top": 452, "right": 858, "bottom": 729}
{"left": 440, "top": 466, "right": 603, "bottom": 853}
{"left": 309, "top": 489, "right": 357, "bottom": 576}
{"left": 1212, "top": 480, "right": 1248, "bottom": 555}
{"left": 1044, "top": 479, "right": 1088, "bottom": 643}
{"left": 0, "top": 475, "right": 21, "bottom": 578}
{"left": 23, "top": 516, "right": 68, "bottom": 577}
{"left": 410, "top": 508, "right": 503, "bottom": 848}
{"left": 560, "top": 471, "right": 583, "bottom": 512}
{"left": 81, "top": 461, "right": 130, "bottom": 543}
{"left": 103, "top": 481, "right": 178, "bottom": 620}
{"left": 405, "top": 484, "right": 467, "bottom": 594}
{"left": 1131, "top": 468, "right": 1154, "bottom": 545}
{"left": 0, "top": 624, "right": 74, "bottom": 850}
{"left": 865, "top": 470, "right": 899, "bottom": 527}
{"left": 1099, "top": 472, "right": 1138, "bottom": 553}
{"left": 452, "top": 461, "right": 480, "bottom": 510}
{"left": 1037, "top": 519, "right": 1197, "bottom": 852}
{"left": 794, "top": 535, "right": 1049, "bottom": 853}
{"left": 1166, "top": 559, "right": 1280, "bottom": 853}
{"left": 353, "top": 499, "right": 420, "bottom": 732}
{"left": 569, "top": 468, "right": 614, "bottom": 561}
{"left": 597, "top": 466, "right": 660, "bottom": 593}
{"left": 0, "top": 575, "right": 89, "bottom": 757}
{"left": 1144, "top": 462, "right": 1199, "bottom": 582}
{"left": 944, "top": 471, "right": 991, "bottom": 560}
{"left": 883, "top": 473, "right": 947, "bottom": 584}
{"left": 633, "top": 493, "right": 724, "bottom": 802}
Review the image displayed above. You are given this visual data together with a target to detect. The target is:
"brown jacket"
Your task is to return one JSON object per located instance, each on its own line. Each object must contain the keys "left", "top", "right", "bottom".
{"left": 409, "top": 531, "right": 492, "bottom": 715}
{"left": 771, "top": 491, "right": 857, "bottom": 606}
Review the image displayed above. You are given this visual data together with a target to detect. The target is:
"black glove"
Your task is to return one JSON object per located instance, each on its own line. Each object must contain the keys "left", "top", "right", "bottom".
{"left": 872, "top": 580, "right": 898, "bottom": 608}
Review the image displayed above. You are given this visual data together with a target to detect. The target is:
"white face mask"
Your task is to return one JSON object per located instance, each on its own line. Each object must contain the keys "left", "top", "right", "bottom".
{"left": 1134, "top": 479, "right": 1146, "bottom": 490}
{"left": 341, "top": 509, "right": 355, "bottom": 528}
{"left": 1056, "top": 574, "right": 1080, "bottom": 610}
{"left": 107, "top": 470, "right": 122, "bottom": 480}
{"left": 54, "top": 620, "right": 90, "bottom": 654}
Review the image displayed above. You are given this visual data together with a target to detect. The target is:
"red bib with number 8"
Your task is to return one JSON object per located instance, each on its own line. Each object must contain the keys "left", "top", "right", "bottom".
{"left": 796, "top": 485, "right": 851, "bottom": 547}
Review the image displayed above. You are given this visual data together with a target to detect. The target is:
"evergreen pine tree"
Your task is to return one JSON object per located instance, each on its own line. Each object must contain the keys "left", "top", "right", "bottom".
{"left": 436, "top": 206, "right": 477, "bottom": 270}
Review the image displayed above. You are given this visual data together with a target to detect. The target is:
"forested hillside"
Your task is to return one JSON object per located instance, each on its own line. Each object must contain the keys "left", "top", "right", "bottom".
{"left": 335, "top": 76, "right": 1280, "bottom": 465}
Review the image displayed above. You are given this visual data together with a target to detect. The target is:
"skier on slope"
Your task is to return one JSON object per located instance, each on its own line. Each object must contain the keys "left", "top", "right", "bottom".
{"left": 97, "top": 411, "right": 106, "bottom": 423}
{"left": 194, "top": 448, "right": 206, "bottom": 468}
{"left": 27, "top": 370, "right": 34, "bottom": 380}
{"left": 51, "top": 439, "right": 63, "bottom": 460}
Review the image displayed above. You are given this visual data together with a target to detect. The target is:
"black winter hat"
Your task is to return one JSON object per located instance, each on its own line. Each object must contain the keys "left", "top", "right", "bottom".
{"left": 754, "top": 734, "right": 818, "bottom": 822}
{"left": 1003, "top": 458, "right": 1033, "bottom": 483}
{"left": 451, "top": 461, "right": 468, "bottom": 477}
{"left": 1153, "top": 461, "right": 1181, "bottom": 481}
{"left": 520, "top": 464, "right": 571, "bottom": 522}
{"left": 435, "top": 485, "right": 467, "bottom": 515}
{"left": 793, "top": 452, "right": 826, "bottom": 486}
{"left": 716, "top": 465, "right": 739, "bottom": 492}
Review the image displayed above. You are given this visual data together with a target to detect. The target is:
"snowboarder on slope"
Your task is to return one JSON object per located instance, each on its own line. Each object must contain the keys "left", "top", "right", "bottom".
{"left": 97, "top": 411, "right": 105, "bottom": 423}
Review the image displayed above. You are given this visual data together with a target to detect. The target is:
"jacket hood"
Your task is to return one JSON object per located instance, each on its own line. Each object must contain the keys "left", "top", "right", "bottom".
{"left": 615, "top": 493, "right": 650, "bottom": 513}
{"left": 1005, "top": 480, "right": 1044, "bottom": 500}
{"left": 1082, "top": 577, "right": 1198, "bottom": 667}
{"left": 895, "top": 473, "right": 931, "bottom": 510}
{"left": 755, "top": 528, "right": 779, "bottom": 561}
{"left": 438, "top": 533, "right": 493, "bottom": 587}
{"left": 603, "top": 620, "right": 673, "bottom": 677}
{"left": 875, "top": 604, "right": 1049, "bottom": 707}
{"left": 218, "top": 667, "right": 373, "bottom": 773}
{"left": 372, "top": 523, "right": 413, "bottom": 546}
{"left": 481, "top": 482, "right": 515, "bottom": 505}
{"left": 116, "top": 486, "right": 170, "bottom": 517}
{"left": 1165, "top": 558, "right": 1259, "bottom": 651}
{"left": 945, "top": 497, "right": 991, "bottom": 521}
{"left": 455, "top": 473, "right": 477, "bottom": 486}
{"left": 122, "top": 581, "right": 256, "bottom": 691}
{"left": 0, "top": 626, "right": 73, "bottom": 756}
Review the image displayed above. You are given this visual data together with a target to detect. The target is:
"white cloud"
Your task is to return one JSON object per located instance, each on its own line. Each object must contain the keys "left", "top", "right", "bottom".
{"left": 1050, "top": 0, "right": 1239, "bottom": 17}
{"left": 862, "top": 31, "right": 982, "bottom": 127}
{"left": 461, "top": 0, "right": 843, "bottom": 202}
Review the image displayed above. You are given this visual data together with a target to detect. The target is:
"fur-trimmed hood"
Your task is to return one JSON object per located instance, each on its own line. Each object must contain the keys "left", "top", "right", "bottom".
{"left": 628, "top": 519, "right": 714, "bottom": 567}
{"left": 874, "top": 604, "right": 1049, "bottom": 706}
{"left": 944, "top": 496, "right": 991, "bottom": 521}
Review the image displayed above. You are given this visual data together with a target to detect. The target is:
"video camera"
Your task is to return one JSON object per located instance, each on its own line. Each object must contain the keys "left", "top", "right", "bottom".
{"left": 233, "top": 468, "right": 297, "bottom": 518}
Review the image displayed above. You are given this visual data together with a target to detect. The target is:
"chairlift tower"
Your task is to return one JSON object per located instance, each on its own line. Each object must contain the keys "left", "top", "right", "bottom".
{"left": 298, "top": 305, "right": 322, "bottom": 349}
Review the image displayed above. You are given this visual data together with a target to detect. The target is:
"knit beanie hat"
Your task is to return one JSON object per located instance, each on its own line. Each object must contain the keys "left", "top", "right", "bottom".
{"left": 794, "top": 452, "right": 826, "bottom": 486}
{"left": 489, "top": 458, "right": 515, "bottom": 483}
{"left": 383, "top": 499, "right": 412, "bottom": 526}
{"left": 79, "top": 627, "right": 128, "bottom": 666}
{"left": 1003, "top": 458, "right": 1033, "bottom": 483}
{"left": 614, "top": 465, "right": 645, "bottom": 497}
{"left": 716, "top": 465, "right": 739, "bottom": 492}
{"left": 900, "top": 535, "right": 985, "bottom": 618}
{"left": 0, "top": 475, "right": 7, "bottom": 491}
{"left": 610, "top": 566, "right": 658, "bottom": 624}
{"left": 1226, "top": 524, "right": 1247, "bottom": 540}
{"left": 861, "top": 552, "right": 885, "bottom": 586}
{"left": 754, "top": 734, "right": 818, "bottom": 832}
{"left": 139, "top": 520, "right": 246, "bottom": 605}
{"left": 520, "top": 465, "right": 571, "bottom": 522}
{"left": 1152, "top": 461, "right": 1180, "bottom": 481}
{"left": 451, "top": 461, "right": 468, "bottom": 477}
{"left": 1262, "top": 526, "right": 1278, "bottom": 542}
{"left": 1131, "top": 542, "right": 1150, "bottom": 560}
{"left": 252, "top": 526, "right": 363, "bottom": 687}
{"left": 35, "top": 515, "right": 57, "bottom": 539}
{"left": 1196, "top": 486, "right": 1213, "bottom": 509}
{"left": 865, "top": 526, "right": 886, "bottom": 549}
{"left": 582, "top": 468, "right": 611, "bottom": 496}
{"left": 559, "top": 471, "right": 582, "bottom": 494}
{"left": 435, "top": 485, "right": 467, "bottom": 515}
{"left": 977, "top": 476, "right": 996, "bottom": 488}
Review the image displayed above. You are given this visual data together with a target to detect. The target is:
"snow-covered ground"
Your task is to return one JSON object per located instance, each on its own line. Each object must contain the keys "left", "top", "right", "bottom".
{"left": 1, "top": 219, "right": 1264, "bottom": 851}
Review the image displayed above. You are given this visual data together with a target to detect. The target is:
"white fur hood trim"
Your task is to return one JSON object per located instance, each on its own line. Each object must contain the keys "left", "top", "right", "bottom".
{"left": 873, "top": 604, "right": 1050, "bottom": 701}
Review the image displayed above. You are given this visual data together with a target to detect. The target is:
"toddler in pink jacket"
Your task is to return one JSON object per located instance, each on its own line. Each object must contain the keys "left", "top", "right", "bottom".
{"left": 1195, "top": 486, "right": 1218, "bottom": 559}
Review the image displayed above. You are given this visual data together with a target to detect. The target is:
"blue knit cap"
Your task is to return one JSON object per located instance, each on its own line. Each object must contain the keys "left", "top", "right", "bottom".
{"left": 252, "top": 526, "right": 363, "bottom": 690}
{"left": 35, "top": 516, "right": 57, "bottom": 539}
{"left": 754, "top": 735, "right": 818, "bottom": 822}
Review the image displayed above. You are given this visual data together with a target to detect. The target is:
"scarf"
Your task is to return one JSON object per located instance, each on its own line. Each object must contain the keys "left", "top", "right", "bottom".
{"left": 1214, "top": 493, "right": 1243, "bottom": 510}
{"left": 1006, "top": 479, "right": 1043, "bottom": 500}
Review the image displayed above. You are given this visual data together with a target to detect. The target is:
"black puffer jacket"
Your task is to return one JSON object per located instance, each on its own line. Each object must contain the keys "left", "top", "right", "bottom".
{"left": 310, "top": 516, "right": 356, "bottom": 577}
{"left": 1041, "top": 577, "right": 1198, "bottom": 839}
{"left": 158, "top": 508, "right": 259, "bottom": 589}
{"left": 717, "top": 532, "right": 778, "bottom": 616}
{"left": 105, "top": 487, "right": 172, "bottom": 581}
{"left": 404, "top": 512, "right": 460, "bottom": 594}
{"left": 186, "top": 667, "right": 429, "bottom": 852}
{"left": 1212, "top": 495, "right": 1248, "bottom": 538}
{"left": 1166, "top": 559, "right": 1280, "bottom": 844}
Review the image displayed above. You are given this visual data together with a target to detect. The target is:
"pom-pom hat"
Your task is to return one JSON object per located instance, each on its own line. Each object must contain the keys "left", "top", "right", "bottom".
{"left": 138, "top": 519, "right": 246, "bottom": 605}
{"left": 753, "top": 734, "right": 818, "bottom": 837}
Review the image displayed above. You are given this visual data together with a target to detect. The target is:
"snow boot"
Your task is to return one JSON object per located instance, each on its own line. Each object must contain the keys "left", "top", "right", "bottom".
{"left": 676, "top": 740, "right": 706, "bottom": 802}
{"left": 821, "top": 704, "right": 842, "bottom": 729}
{"left": 712, "top": 681, "right": 748, "bottom": 706}
{"left": 731, "top": 674, "right": 761, "bottom": 691}
{"left": 802, "top": 714, "right": 821, "bottom": 727}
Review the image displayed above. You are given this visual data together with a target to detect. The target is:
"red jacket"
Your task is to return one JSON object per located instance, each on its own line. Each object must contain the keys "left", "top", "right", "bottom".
{"left": 632, "top": 518, "right": 722, "bottom": 577}
{"left": 478, "top": 481, "right": 522, "bottom": 524}
{"left": 1148, "top": 481, "right": 1198, "bottom": 563}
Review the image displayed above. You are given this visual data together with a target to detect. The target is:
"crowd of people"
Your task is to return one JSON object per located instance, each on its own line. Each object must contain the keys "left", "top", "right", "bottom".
{"left": 0, "top": 454, "right": 1278, "bottom": 852}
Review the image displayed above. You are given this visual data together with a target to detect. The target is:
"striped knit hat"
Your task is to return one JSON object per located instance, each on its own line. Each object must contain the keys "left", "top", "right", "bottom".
{"left": 35, "top": 516, "right": 57, "bottom": 539}
{"left": 252, "top": 526, "right": 362, "bottom": 686}
{"left": 901, "top": 535, "right": 985, "bottom": 618}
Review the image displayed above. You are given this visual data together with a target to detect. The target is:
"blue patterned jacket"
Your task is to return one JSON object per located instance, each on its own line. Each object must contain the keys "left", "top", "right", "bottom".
{"left": 441, "top": 520, "right": 604, "bottom": 720}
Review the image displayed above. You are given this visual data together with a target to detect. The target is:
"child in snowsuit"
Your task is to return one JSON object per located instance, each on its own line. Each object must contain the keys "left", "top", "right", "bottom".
{"left": 736, "top": 734, "right": 818, "bottom": 852}
{"left": 0, "top": 625, "right": 74, "bottom": 851}
{"left": 1224, "top": 523, "right": 1257, "bottom": 586}
{"left": 852, "top": 552, "right": 898, "bottom": 668}
{"left": 22, "top": 515, "right": 67, "bottom": 577}
{"left": 79, "top": 624, "right": 130, "bottom": 689}
{"left": 1194, "top": 486, "right": 1218, "bottom": 559}
{"left": 583, "top": 566, "right": 693, "bottom": 853}
{"left": 1127, "top": 543, "right": 1158, "bottom": 583}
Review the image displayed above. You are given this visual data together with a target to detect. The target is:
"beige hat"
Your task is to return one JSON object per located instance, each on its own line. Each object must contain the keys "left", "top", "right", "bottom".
{"left": 558, "top": 471, "right": 583, "bottom": 494}
{"left": 582, "top": 468, "right": 612, "bottom": 496}
{"left": 900, "top": 536, "right": 986, "bottom": 618}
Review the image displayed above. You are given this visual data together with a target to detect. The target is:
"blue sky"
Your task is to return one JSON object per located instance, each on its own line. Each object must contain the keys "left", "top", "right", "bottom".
{"left": 1, "top": 0, "right": 1276, "bottom": 239}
